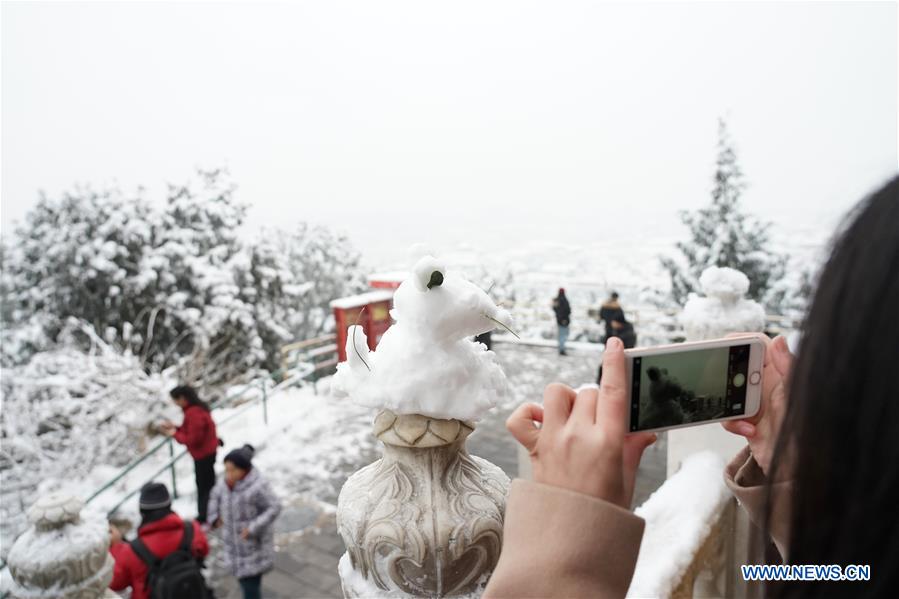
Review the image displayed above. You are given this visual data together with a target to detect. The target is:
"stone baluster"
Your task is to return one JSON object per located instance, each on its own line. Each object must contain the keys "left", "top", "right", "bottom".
{"left": 337, "top": 410, "right": 509, "bottom": 598}
{"left": 6, "top": 494, "right": 114, "bottom": 599}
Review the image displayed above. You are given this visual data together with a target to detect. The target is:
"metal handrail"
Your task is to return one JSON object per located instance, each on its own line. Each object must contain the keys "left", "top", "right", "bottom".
{"left": 105, "top": 445, "right": 190, "bottom": 517}
{"left": 99, "top": 375, "right": 301, "bottom": 517}
{"left": 88, "top": 370, "right": 287, "bottom": 510}
{"left": 82, "top": 370, "right": 282, "bottom": 506}
{"left": 89, "top": 337, "right": 337, "bottom": 517}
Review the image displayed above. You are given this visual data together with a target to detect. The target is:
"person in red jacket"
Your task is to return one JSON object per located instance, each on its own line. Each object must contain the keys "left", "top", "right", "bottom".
{"left": 160, "top": 385, "right": 219, "bottom": 523}
{"left": 109, "top": 482, "right": 210, "bottom": 599}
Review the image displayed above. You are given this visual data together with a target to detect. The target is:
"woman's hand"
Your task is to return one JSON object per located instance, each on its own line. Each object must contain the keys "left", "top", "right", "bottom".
{"left": 506, "top": 337, "right": 656, "bottom": 509}
{"left": 721, "top": 334, "right": 793, "bottom": 478}
{"left": 240, "top": 528, "right": 251, "bottom": 540}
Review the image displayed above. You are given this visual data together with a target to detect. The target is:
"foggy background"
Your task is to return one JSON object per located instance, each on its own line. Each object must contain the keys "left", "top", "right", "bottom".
{"left": 2, "top": 1, "right": 897, "bottom": 266}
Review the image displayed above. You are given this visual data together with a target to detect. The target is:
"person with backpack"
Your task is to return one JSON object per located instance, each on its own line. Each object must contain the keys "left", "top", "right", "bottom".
{"left": 599, "top": 291, "right": 637, "bottom": 348}
{"left": 160, "top": 385, "right": 219, "bottom": 523}
{"left": 108, "top": 482, "right": 210, "bottom": 599}
{"left": 208, "top": 445, "right": 282, "bottom": 599}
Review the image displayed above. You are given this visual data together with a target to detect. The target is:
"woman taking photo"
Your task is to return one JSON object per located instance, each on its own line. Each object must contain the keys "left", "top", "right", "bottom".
{"left": 161, "top": 385, "right": 219, "bottom": 524}
{"left": 208, "top": 444, "right": 282, "bottom": 599}
{"left": 486, "top": 175, "right": 899, "bottom": 598}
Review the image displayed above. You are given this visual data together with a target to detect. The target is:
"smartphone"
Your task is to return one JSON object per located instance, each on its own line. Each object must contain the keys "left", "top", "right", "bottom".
{"left": 621, "top": 334, "right": 766, "bottom": 434}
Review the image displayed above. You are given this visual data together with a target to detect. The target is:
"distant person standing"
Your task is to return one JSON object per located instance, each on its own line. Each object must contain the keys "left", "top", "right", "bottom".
{"left": 161, "top": 386, "right": 219, "bottom": 524}
{"left": 552, "top": 288, "right": 571, "bottom": 356}
{"left": 208, "top": 445, "right": 282, "bottom": 599}
{"left": 599, "top": 291, "right": 637, "bottom": 349}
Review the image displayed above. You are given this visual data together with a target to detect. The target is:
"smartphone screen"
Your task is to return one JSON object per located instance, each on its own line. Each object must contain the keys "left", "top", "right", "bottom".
{"left": 629, "top": 343, "right": 751, "bottom": 432}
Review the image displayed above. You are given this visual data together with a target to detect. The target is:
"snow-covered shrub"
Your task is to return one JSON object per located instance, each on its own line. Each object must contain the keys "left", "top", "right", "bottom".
{"left": 1, "top": 185, "right": 158, "bottom": 366}
{"left": 264, "top": 223, "right": 367, "bottom": 344}
{"left": 0, "top": 320, "right": 175, "bottom": 553}
{"left": 146, "top": 169, "right": 263, "bottom": 383}
{"left": 1, "top": 168, "right": 367, "bottom": 381}
{"left": 0, "top": 320, "right": 173, "bottom": 477}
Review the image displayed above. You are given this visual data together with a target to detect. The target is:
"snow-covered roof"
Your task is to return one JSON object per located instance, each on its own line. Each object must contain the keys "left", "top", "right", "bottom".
{"left": 329, "top": 289, "right": 395, "bottom": 309}
{"left": 367, "top": 271, "right": 408, "bottom": 287}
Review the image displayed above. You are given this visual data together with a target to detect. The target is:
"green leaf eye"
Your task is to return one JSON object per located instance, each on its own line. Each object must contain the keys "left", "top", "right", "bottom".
{"left": 426, "top": 270, "right": 444, "bottom": 289}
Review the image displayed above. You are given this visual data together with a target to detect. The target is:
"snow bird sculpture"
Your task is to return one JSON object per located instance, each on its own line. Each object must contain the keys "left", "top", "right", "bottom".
{"left": 331, "top": 254, "right": 514, "bottom": 422}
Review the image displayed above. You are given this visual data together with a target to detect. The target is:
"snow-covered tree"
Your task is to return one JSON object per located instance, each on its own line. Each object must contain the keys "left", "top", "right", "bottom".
{"left": 661, "top": 119, "right": 787, "bottom": 311}
{"left": 1, "top": 168, "right": 367, "bottom": 381}
{"left": 0, "top": 319, "right": 176, "bottom": 552}
{"left": 1, "top": 185, "right": 158, "bottom": 365}
{"left": 269, "top": 223, "right": 367, "bottom": 341}
{"left": 142, "top": 169, "right": 265, "bottom": 384}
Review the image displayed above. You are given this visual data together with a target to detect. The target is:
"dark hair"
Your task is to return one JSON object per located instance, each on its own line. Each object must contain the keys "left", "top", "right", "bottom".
{"left": 770, "top": 176, "right": 899, "bottom": 596}
{"left": 647, "top": 366, "right": 661, "bottom": 381}
{"left": 611, "top": 291, "right": 619, "bottom": 300}
{"left": 169, "top": 385, "right": 210, "bottom": 412}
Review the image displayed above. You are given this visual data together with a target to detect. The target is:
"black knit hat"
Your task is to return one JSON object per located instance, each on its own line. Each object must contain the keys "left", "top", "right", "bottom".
{"left": 224, "top": 444, "right": 255, "bottom": 471}
{"left": 139, "top": 482, "right": 172, "bottom": 510}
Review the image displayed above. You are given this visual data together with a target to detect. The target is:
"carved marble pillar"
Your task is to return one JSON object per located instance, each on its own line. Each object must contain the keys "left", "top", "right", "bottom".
{"left": 6, "top": 494, "right": 115, "bottom": 599}
{"left": 337, "top": 410, "right": 510, "bottom": 598}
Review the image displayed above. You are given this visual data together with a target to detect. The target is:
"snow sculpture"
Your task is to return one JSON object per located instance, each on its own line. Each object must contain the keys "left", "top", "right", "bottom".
{"left": 332, "top": 255, "right": 512, "bottom": 422}
{"left": 334, "top": 255, "right": 512, "bottom": 597}
{"left": 681, "top": 267, "right": 765, "bottom": 341}
{"left": 6, "top": 493, "right": 115, "bottom": 599}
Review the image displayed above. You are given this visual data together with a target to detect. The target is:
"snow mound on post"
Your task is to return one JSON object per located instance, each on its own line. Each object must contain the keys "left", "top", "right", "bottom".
{"left": 698, "top": 266, "right": 750, "bottom": 301}
{"left": 331, "top": 255, "right": 512, "bottom": 422}
{"left": 627, "top": 451, "right": 730, "bottom": 598}
{"left": 682, "top": 266, "right": 766, "bottom": 340}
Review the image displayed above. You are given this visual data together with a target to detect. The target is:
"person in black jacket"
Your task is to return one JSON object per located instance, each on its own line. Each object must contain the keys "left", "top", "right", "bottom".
{"left": 552, "top": 288, "right": 572, "bottom": 356}
{"left": 599, "top": 292, "right": 637, "bottom": 349}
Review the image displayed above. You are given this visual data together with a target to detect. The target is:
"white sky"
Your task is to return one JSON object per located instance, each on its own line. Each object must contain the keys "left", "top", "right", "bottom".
{"left": 2, "top": 1, "right": 897, "bottom": 266}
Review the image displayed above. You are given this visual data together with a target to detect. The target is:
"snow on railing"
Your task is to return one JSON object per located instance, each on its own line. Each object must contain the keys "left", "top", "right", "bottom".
{"left": 627, "top": 451, "right": 733, "bottom": 598}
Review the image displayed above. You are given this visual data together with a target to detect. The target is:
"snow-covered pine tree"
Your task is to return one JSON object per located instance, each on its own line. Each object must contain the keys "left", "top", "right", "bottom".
{"left": 661, "top": 118, "right": 787, "bottom": 310}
